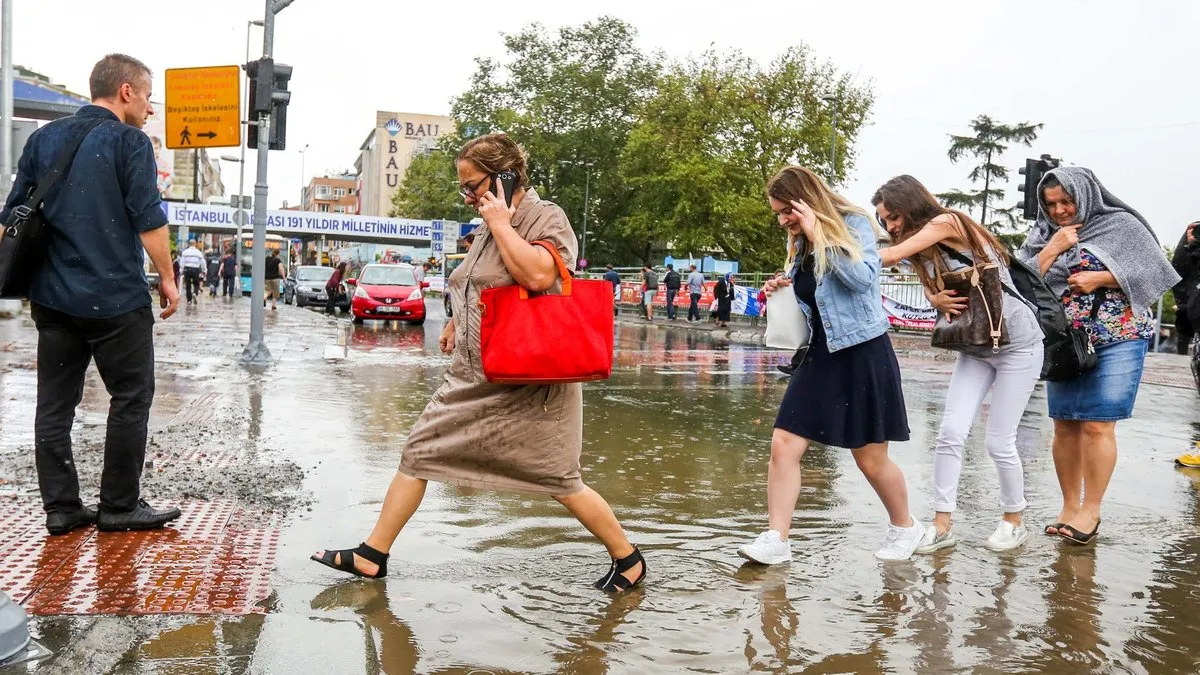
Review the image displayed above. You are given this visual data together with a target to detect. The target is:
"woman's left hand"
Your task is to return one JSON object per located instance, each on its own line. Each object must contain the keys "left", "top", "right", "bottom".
{"left": 790, "top": 200, "right": 817, "bottom": 239}
{"left": 478, "top": 181, "right": 516, "bottom": 230}
{"left": 1067, "top": 271, "right": 1111, "bottom": 294}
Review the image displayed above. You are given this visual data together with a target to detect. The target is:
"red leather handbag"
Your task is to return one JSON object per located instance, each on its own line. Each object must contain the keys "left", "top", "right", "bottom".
{"left": 479, "top": 240, "right": 614, "bottom": 384}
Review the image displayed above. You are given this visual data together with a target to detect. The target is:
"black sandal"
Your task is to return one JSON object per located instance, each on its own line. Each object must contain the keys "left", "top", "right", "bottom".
{"left": 1044, "top": 522, "right": 1065, "bottom": 536}
{"left": 310, "top": 542, "right": 389, "bottom": 579}
{"left": 593, "top": 545, "right": 647, "bottom": 592}
{"left": 1058, "top": 520, "right": 1100, "bottom": 546}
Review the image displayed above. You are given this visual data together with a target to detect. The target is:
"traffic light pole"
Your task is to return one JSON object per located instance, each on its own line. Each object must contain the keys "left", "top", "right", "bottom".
{"left": 240, "top": 0, "right": 295, "bottom": 367}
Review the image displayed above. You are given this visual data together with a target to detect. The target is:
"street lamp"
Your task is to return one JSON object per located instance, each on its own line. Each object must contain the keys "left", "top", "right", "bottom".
{"left": 821, "top": 95, "right": 839, "bottom": 182}
{"left": 299, "top": 143, "right": 310, "bottom": 209}
{"left": 558, "top": 160, "right": 595, "bottom": 269}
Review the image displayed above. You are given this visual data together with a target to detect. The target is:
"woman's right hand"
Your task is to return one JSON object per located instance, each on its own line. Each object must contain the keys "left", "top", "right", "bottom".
{"left": 1048, "top": 224, "right": 1081, "bottom": 256}
{"left": 762, "top": 275, "right": 791, "bottom": 298}
{"left": 439, "top": 318, "right": 456, "bottom": 354}
{"left": 930, "top": 289, "right": 968, "bottom": 316}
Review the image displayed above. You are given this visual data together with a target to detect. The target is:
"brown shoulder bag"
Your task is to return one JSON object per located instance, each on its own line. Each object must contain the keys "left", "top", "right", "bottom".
{"left": 929, "top": 218, "right": 1010, "bottom": 353}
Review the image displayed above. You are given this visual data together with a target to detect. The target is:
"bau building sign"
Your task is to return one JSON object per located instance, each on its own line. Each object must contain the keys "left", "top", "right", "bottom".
{"left": 162, "top": 202, "right": 450, "bottom": 244}
{"left": 355, "top": 111, "right": 454, "bottom": 217}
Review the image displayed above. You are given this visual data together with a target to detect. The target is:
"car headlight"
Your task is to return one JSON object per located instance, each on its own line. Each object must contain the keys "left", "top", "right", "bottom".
{"left": 354, "top": 286, "right": 370, "bottom": 299}
{"left": 407, "top": 288, "right": 422, "bottom": 301}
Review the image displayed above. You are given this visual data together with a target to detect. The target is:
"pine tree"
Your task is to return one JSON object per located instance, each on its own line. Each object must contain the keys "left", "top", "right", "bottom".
{"left": 937, "top": 115, "right": 1041, "bottom": 249}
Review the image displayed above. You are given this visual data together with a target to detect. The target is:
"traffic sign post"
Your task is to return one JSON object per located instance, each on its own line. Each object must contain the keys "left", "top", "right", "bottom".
{"left": 165, "top": 65, "right": 241, "bottom": 149}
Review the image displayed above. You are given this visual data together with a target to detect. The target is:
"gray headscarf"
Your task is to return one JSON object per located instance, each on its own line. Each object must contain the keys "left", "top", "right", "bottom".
{"left": 1017, "top": 166, "right": 1179, "bottom": 313}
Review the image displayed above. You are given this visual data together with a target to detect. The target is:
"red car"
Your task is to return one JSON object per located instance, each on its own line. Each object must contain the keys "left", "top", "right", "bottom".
{"left": 347, "top": 264, "right": 429, "bottom": 325}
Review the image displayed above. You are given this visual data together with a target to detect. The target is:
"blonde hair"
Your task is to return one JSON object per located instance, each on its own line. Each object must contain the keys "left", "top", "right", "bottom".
{"left": 766, "top": 165, "right": 875, "bottom": 277}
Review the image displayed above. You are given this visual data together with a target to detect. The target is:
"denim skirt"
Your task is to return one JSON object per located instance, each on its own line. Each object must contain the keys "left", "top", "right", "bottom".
{"left": 1047, "top": 339, "right": 1148, "bottom": 421}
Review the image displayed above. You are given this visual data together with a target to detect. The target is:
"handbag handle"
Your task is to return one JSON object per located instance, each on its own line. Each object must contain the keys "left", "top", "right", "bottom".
{"left": 518, "top": 240, "right": 573, "bottom": 299}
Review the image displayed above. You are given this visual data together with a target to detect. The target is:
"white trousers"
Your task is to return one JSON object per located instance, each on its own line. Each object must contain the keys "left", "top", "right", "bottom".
{"left": 932, "top": 340, "right": 1044, "bottom": 513}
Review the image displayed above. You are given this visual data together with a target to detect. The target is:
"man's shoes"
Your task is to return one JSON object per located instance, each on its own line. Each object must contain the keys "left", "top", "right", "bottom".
{"left": 776, "top": 364, "right": 797, "bottom": 376}
{"left": 97, "top": 500, "right": 182, "bottom": 532}
{"left": 46, "top": 505, "right": 98, "bottom": 536}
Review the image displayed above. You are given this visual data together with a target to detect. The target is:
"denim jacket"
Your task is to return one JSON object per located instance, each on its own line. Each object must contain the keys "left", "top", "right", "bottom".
{"left": 792, "top": 213, "right": 890, "bottom": 352}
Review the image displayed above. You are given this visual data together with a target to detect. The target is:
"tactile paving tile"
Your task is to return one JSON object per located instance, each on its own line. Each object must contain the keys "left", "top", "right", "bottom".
{"left": 1, "top": 498, "right": 280, "bottom": 616}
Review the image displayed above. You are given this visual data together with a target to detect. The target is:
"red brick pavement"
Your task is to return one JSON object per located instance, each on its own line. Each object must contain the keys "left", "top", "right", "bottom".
{"left": 0, "top": 498, "right": 279, "bottom": 615}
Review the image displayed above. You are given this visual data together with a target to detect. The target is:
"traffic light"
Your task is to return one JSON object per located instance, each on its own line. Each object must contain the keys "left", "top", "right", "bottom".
{"left": 245, "top": 58, "right": 293, "bottom": 151}
{"left": 1017, "top": 154, "right": 1061, "bottom": 221}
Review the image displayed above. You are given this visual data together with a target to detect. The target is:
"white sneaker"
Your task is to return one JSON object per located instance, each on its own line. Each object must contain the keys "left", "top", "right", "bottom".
{"left": 875, "top": 519, "right": 931, "bottom": 561}
{"left": 985, "top": 521, "right": 1029, "bottom": 551}
{"left": 915, "top": 525, "right": 958, "bottom": 554}
{"left": 738, "top": 530, "right": 792, "bottom": 565}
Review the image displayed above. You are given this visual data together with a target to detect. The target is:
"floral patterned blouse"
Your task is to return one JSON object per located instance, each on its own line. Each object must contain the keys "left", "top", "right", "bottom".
{"left": 1061, "top": 249, "right": 1155, "bottom": 346}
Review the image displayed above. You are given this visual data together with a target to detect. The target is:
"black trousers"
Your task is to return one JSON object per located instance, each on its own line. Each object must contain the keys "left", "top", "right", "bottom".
{"left": 184, "top": 268, "right": 202, "bottom": 301}
{"left": 32, "top": 304, "right": 155, "bottom": 513}
{"left": 222, "top": 275, "right": 237, "bottom": 298}
{"left": 1178, "top": 306, "right": 1195, "bottom": 355}
{"left": 688, "top": 293, "right": 702, "bottom": 321}
{"left": 665, "top": 288, "right": 678, "bottom": 319}
{"left": 325, "top": 287, "right": 342, "bottom": 314}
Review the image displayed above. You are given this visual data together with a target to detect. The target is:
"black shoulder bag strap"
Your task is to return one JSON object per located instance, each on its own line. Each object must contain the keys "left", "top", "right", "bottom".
{"left": 9, "top": 118, "right": 107, "bottom": 227}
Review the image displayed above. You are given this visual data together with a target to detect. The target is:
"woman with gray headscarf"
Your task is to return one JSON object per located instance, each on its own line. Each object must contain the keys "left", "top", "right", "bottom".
{"left": 1018, "top": 166, "right": 1179, "bottom": 546}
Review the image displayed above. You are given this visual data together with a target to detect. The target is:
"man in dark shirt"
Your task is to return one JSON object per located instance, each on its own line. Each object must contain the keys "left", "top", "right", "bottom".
{"left": 265, "top": 251, "right": 284, "bottom": 310}
{"left": 219, "top": 246, "right": 239, "bottom": 299}
{"left": 663, "top": 264, "right": 681, "bottom": 321}
{"left": 603, "top": 264, "right": 621, "bottom": 316}
{"left": 1173, "top": 222, "right": 1200, "bottom": 354}
{"left": 1, "top": 54, "right": 181, "bottom": 534}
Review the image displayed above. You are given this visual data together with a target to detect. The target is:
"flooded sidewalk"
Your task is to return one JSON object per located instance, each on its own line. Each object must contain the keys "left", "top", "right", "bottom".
{"left": 1, "top": 298, "right": 1199, "bottom": 673}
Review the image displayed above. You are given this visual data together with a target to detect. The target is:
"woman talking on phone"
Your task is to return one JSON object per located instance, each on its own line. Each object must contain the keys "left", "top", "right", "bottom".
{"left": 737, "top": 166, "right": 929, "bottom": 565}
{"left": 313, "top": 133, "right": 646, "bottom": 592}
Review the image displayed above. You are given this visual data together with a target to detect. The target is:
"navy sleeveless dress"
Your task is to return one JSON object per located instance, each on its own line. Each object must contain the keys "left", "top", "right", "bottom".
{"left": 773, "top": 255, "right": 910, "bottom": 448}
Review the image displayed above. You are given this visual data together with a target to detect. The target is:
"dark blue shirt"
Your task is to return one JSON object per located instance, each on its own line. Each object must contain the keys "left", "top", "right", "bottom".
{"left": 1, "top": 106, "right": 168, "bottom": 318}
{"left": 603, "top": 270, "right": 621, "bottom": 289}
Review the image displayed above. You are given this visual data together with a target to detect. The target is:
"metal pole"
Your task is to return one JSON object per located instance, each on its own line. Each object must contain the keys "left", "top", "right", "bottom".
{"left": 581, "top": 164, "right": 589, "bottom": 266}
{"left": 240, "top": 0, "right": 276, "bottom": 367}
{"left": 1154, "top": 298, "right": 1163, "bottom": 353}
{"left": 235, "top": 20, "right": 258, "bottom": 298}
{"left": 829, "top": 109, "right": 838, "bottom": 181}
{"left": 0, "top": 0, "right": 14, "bottom": 197}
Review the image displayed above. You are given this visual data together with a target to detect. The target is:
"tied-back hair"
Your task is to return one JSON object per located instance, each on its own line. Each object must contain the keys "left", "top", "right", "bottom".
{"left": 870, "top": 174, "right": 1010, "bottom": 291}
{"left": 766, "top": 165, "right": 873, "bottom": 278}
{"left": 456, "top": 133, "right": 529, "bottom": 190}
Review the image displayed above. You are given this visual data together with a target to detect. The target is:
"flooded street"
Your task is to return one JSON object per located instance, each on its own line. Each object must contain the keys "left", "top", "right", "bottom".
{"left": 4, "top": 300, "right": 1200, "bottom": 673}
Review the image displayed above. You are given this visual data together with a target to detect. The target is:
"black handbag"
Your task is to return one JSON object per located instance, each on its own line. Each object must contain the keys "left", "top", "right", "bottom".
{"left": 0, "top": 118, "right": 105, "bottom": 298}
{"left": 939, "top": 243, "right": 1101, "bottom": 381}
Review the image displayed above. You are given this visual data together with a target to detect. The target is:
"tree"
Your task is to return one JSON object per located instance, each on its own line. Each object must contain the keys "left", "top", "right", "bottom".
{"left": 388, "top": 149, "right": 475, "bottom": 223}
{"left": 937, "top": 115, "right": 1041, "bottom": 249}
{"left": 447, "top": 17, "right": 662, "bottom": 265}
{"left": 619, "top": 46, "right": 873, "bottom": 270}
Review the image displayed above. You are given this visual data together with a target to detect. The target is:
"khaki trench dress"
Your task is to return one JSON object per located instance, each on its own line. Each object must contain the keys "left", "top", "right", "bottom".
{"left": 398, "top": 189, "right": 584, "bottom": 496}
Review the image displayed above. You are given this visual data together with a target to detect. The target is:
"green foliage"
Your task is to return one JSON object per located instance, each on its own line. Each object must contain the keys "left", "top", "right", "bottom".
{"left": 413, "top": 16, "right": 873, "bottom": 270}
{"left": 619, "top": 47, "right": 872, "bottom": 270}
{"left": 938, "top": 115, "right": 1042, "bottom": 247}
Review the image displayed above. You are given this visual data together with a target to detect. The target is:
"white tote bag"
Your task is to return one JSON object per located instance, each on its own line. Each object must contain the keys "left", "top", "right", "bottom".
{"left": 764, "top": 289, "right": 810, "bottom": 351}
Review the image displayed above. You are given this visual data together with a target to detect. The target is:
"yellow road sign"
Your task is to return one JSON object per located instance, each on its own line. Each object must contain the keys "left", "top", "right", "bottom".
{"left": 165, "top": 65, "right": 241, "bottom": 149}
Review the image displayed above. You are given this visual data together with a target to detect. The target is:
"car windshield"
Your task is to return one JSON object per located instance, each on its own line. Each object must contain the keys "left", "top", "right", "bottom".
{"left": 296, "top": 267, "right": 333, "bottom": 282}
{"left": 358, "top": 266, "right": 417, "bottom": 286}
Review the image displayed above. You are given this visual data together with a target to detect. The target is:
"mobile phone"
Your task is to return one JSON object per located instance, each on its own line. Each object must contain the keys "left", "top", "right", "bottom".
{"left": 491, "top": 171, "right": 517, "bottom": 208}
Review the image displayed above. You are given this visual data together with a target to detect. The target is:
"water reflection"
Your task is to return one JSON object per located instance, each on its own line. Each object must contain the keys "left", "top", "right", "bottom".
{"left": 280, "top": 318, "right": 1200, "bottom": 674}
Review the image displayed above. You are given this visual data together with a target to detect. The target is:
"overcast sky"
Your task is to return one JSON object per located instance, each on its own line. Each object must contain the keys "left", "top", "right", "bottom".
{"left": 11, "top": 1, "right": 1199, "bottom": 244}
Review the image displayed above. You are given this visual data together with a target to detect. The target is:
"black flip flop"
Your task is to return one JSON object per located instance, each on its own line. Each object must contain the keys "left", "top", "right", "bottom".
{"left": 1057, "top": 520, "right": 1100, "bottom": 546}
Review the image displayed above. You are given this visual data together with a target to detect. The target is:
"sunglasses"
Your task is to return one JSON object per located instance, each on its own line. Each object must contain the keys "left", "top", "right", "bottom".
{"left": 458, "top": 175, "right": 490, "bottom": 199}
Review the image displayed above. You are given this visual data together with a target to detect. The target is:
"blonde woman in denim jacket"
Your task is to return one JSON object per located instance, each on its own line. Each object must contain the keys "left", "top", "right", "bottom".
{"left": 738, "top": 166, "right": 930, "bottom": 565}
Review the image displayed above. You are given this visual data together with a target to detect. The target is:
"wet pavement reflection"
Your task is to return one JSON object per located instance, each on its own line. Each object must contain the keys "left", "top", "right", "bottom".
{"left": 273, "top": 305, "right": 1200, "bottom": 674}
{"left": 5, "top": 300, "right": 1200, "bottom": 673}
